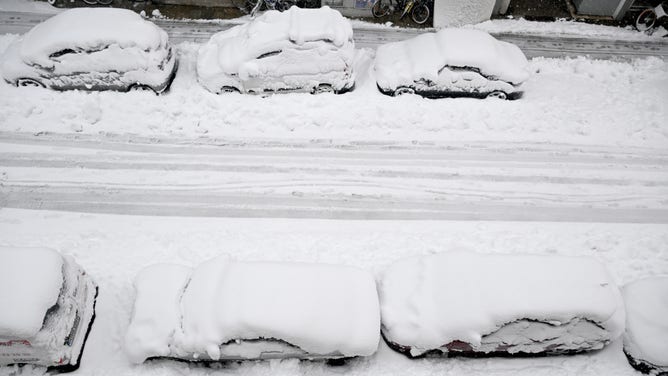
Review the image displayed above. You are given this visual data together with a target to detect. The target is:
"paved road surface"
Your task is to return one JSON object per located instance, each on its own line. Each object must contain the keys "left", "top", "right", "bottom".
{"left": 1, "top": 132, "right": 667, "bottom": 222}
{"left": 1, "top": 11, "right": 667, "bottom": 59}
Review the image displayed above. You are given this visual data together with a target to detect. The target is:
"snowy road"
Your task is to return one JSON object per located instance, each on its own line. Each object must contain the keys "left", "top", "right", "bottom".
{"left": 1, "top": 10, "right": 667, "bottom": 59}
{"left": 1, "top": 132, "right": 667, "bottom": 222}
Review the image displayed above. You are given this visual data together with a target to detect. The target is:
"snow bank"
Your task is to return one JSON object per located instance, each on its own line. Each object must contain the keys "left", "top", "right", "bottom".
{"left": 379, "top": 252, "right": 625, "bottom": 356}
{"left": 0, "top": 247, "right": 63, "bottom": 339}
{"left": 622, "top": 276, "right": 668, "bottom": 371}
{"left": 19, "top": 8, "right": 168, "bottom": 68}
{"left": 125, "top": 257, "right": 380, "bottom": 363}
{"left": 375, "top": 28, "right": 529, "bottom": 90}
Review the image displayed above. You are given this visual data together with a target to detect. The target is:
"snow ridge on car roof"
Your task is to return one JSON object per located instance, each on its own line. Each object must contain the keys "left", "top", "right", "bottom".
{"left": 203, "top": 6, "right": 353, "bottom": 75}
{"left": 0, "top": 247, "right": 64, "bottom": 339}
{"left": 375, "top": 28, "right": 529, "bottom": 89}
{"left": 20, "top": 8, "right": 168, "bottom": 68}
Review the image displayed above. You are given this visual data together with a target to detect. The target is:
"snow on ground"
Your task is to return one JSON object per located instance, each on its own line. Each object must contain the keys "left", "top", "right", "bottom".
{"left": 0, "top": 0, "right": 59, "bottom": 14}
{"left": 0, "top": 208, "right": 667, "bottom": 375}
{"left": 0, "top": 34, "right": 666, "bottom": 148}
{"left": 470, "top": 18, "right": 668, "bottom": 41}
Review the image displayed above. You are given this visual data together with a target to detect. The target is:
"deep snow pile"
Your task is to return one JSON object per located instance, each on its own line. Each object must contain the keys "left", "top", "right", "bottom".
{"left": 622, "top": 276, "right": 668, "bottom": 373}
{"left": 379, "top": 252, "right": 625, "bottom": 357}
{"left": 125, "top": 257, "right": 380, "bottom": 363}
{"left": 0, "top": 247, "right": 63, "bottom": 339}
{"left": 374, "top": 28, "right": 529, "bottom": 90}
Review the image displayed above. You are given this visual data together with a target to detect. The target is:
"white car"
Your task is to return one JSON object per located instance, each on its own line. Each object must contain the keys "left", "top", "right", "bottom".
{"left": 125, "top": 257, "right": 380, "bottom": 363}
{"left": 197, "top": 6, "right": 355, "bottom": 95}
{"left": 1, "top": 8, "right": 177, "bottom": 93}
{"left": 375, "top": 29, "right": 529, "bottom": 100}
{"left": 379, "top": 252, "right": 624, "bottom": 358}
{"left": 0, "top": 247, "right": 97, "bottom": 372}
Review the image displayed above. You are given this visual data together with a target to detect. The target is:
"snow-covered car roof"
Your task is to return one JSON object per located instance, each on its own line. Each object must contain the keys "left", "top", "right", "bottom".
{"left": 19, "top": 8, "right": 168, "bottom": 68}
{"left": 198, "top": 6, "right": 353, "bottom": 76}
{"left": 125, "top": 257, "right": 380, "bottom": 363}
{"left": 0, "top": 247, "right": 64, "bottom": 339}
{"left": 375, "top": 28, "right": 529, "bottom": 88}
{"left": 379, "top": 252, "right": 625, "bottom": 355}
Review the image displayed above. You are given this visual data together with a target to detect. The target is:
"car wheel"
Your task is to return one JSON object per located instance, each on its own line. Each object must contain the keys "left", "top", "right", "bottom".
{"left": 312, "top": 84, "right": 334, "bottom": 95}
{"left": 220, "top": 86, "right": 241, "bottom": 94}
{"left": 393, "top": 86, "right": 415, "bottom": 96}
{"left": 486, "top": 91, "right": 508, "bottom": 100}
{"left": 411, "top": 3, "right": 430, "bottom": 24}
{"left": 17, "top": 78, "right": 45, "bottom": 88}
{"left": 129, "top": 84, "right": 158, "bottom": 95}
{"left": 82, "top": 0, "right": 98, "bottom": 4}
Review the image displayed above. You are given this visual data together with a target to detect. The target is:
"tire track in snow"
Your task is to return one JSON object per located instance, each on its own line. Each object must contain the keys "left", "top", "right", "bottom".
{"left": 1, "top": 11, "right": 667, "bottom": 59}
{"left": 1, "top": 132, "right": 667, "bottom": 222}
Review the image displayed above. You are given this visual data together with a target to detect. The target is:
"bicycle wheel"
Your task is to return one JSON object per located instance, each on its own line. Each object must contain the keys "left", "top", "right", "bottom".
{"left": 411, "top": 3, "right": 429, "bottom": 24}
{"left": 636, "top": 8, "right": 657, "bottom": 31}
{"left": 372, "top": 0, "right": 391, "bottom": 18}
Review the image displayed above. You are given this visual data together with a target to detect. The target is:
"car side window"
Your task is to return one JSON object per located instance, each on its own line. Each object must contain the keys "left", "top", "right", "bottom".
{"left": 256, "top": 50, "right": 282, "bottom": 60}
{"left": 49, "top": 49, "right": 76, "bottom": 59}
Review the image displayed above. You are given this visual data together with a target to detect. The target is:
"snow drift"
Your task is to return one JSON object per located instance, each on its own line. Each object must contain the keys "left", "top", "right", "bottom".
{"left": 125, "top": 257, "right": 380, "bottom": 364}
{"left": 379, "top": 252, "right": 625, "bottom": 357}
{"left": 622, "top": 276, "right": 668, "bottom": 375}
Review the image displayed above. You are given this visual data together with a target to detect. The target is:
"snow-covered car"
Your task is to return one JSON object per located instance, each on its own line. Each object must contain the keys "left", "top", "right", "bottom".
{"left": 1, "top": 8, "right": 177, "bottom": 94}
{"left": 125, "top": 257, "right": 379, "bottom": 363}
{"left": 622, "top": 276, "right": 668, "bottom": 375}
{"left": 375, "top": 29, "right": 529, "bottom": 100}
{"left": 379, "top": 252, "right": 625, "bottom": 358}
{"left": 197, "top": 6, "right": 355, "bottom": 95}
{"left": 0, "top": 247, "right": 98, "bottom": 372}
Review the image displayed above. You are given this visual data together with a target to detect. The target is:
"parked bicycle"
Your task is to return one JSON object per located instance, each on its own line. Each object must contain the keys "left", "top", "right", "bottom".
{"left": 371, "top": 0, "right": 432, "bottom": 25}
{"left": 233, "top": 0, "right": 320, "bottom": 17}
{"left": 635, "top": 1, "right": 668, "bottom": 35}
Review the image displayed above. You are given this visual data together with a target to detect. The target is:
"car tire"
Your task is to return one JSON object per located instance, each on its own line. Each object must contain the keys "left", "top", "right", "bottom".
{"left": 486, "top": 91, "right": 508, "bottom": 100}
{"left": 17, "top": 78, "right": 45, "bottom": 88}
{"left": 312, "top": 84, "right": 334, "bottom": 95}
{"left": 129, "top": 84, "right": 158, "bottom": 95}
{"left": 220, "top": 86, "right": 241, "bottom": 94}
{"left": 393, "top": 86, "right": 415, "bottom": 96}
{"left": 411, "top": 3, "right": 430, "bottom": 24}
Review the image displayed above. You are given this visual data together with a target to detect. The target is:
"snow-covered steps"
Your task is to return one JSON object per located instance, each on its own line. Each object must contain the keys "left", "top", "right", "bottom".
{"left": 622, "top": 276, "right": 668, "bottom": 375}
{"left": 125, "top": 257, "right": 380, "bottom": 363}
{"left": 379, "top": 252, "right": 625, "bottom": 358}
